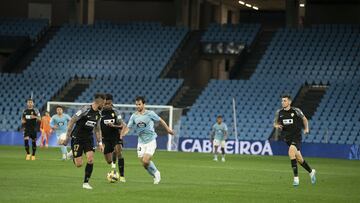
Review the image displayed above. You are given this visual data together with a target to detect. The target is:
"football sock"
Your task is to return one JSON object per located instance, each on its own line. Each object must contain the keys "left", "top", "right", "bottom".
{"left": 24, "top": 140, "right": 30, "bottom": 154}
{"left": 145, "top": 161, "right": 158, "bottom": 177}
{"left": 300, "top": 160, "right": 312, "bottom": 173}
{"left": 221, "top": 148, "right": 225, "bottom": 155}
{"left": 118, "top": 158, "right": 125, "bottom": 176}
{"left": 112, "top": 152, "right": 116, "bottom": 164}
{"left": 61, "top": 146, "right": 68, "bottom": 155}
{"left": 32, "top": 140, "right": 37, "bottom": 156}
{"left": 291, "top": 159, "right": 298, "bottom": 177}
{"left": 84, "top": 163, "right": 93, "bottom": 183}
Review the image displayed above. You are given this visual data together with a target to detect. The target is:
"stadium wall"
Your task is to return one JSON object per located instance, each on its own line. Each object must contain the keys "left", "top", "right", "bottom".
{"left": 1, "top": 132, "right": 359, "bottom": 160}
{"left": 178, "top": 138, "right": 360, "bottom": 160}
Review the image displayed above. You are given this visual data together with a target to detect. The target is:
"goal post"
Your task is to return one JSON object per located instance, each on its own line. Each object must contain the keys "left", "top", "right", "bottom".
{"left": 47, "top": 101, "right": 182, "bottom": 151}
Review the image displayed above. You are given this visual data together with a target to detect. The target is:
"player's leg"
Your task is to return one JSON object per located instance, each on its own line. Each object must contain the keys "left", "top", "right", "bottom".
{"left": 115, "top": 143, "right": 125, "bottom": 182}
{"left": 45, "top": 131, "right": 50, "bottom": 148}
{"left": 57, "top": 134, "right": 68, "bottom": 160}
{"left": 30, "top": 132, "right": 37, "bottom": 160}
{"left": 60, "top": 145, "right": 68, "bottom": 160}
{"left": 220, "top": 140, "right": 226, "bottom": 162}
{"left": 82, "top": 150, "right": 94, "bottom": 189}
{"left": 81, "top": 140, "right": 95, "bottom": 189}
{"left": 213, "top": 139, "right": 219, "bottom": 161}
{"left": 24, "top": 135, "right": 31, "bottom": 160}
{"left": 103, "top": 140, "right": 116, "bottom": 169}
{"left": 40, "top": 130, "right": 45, "bottom": 147}
{"left": 141, "top": 153, "right": 161, "bottom": 184}
{"left": 138, "top": 140, "right": 160, "bottom": 184}
{"left": 288, "top": 143, "right": 299, "bottom": 186}
{"left": 103, "top": 152, "right": 112, "bottom": 164}
{"left": 71, "top": 140, "right": 83, "bottom": 167}
{"left": 296, "top": 150, "right": 316, "bottom": 184}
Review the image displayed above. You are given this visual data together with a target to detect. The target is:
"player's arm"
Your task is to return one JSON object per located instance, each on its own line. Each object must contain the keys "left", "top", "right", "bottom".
{"left": 40, "top": 118, "right": 44, "bottom": 130}
{"left": 150, "top": 111, "right": 174, "bottom": 135}
{"left": 121, "top": 114, "right": 133, "bottom": 138}
{"left": 63, "top": 117, "right": 76, "bottom": 144}
{"left": 302, "top": 116, "right": 309, "bottom": 134}
{"left": 224, "top": 125, "right": 228, "bottom": 140}
{"left": 107, "top": 110, "right": 125, "bottom": 129}
{"left": 159, "top": 118, "right": 174, "bottom": 135}
{"left": 50, "top": 117, "right": 57, "bottom": 130}
{"left": 210, "top": 126, "right": 215, "bottom": 141}
{"left": 21, "top": 111, "right": 26, "bottom": 124}
{"left": 273, "top": 109, "right": 282, "bottom": 129}
{"left": 62, "top": 107, "right": 88, "bottom": 145}
{"left": 120, "top": 124, "right": 130, "bottom": 138}
{"left": 118, "top": 121, "right": 128, "bottom": 139}
{"left": 94, "top": 121, "right": 104, "bottom": 152}
{"left": 294, "top": 108, "right": 309, "bottom": 134}
{"left": 33, "top": 109, "right": 41, "bottom": 122}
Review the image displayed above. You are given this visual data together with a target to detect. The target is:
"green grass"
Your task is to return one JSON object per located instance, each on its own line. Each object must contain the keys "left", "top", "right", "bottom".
{"left": 0, "top": 146, "right": 359, "bottom": 203}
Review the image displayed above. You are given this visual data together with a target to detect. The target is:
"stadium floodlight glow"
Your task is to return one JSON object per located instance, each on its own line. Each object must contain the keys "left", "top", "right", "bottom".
{"left": 238, "top": 1, "right": 245, "bottom": 5}
{"left": 252, "top": 6, "right": 259, "bottom": 10}
{"left": 300, "top": 3, "right": 305, "bottom": 7}
{"left": 245, "top": 3, "right": 252, "bottom": 7}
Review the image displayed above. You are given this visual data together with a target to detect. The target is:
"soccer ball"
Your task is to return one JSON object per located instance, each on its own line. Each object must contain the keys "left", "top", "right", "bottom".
{"left": 107, "top": 170, "right": 120, "bottom": 183}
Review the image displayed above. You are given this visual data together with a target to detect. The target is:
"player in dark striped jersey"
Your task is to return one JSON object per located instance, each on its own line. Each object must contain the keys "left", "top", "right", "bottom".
{"left": 274, "top": 94, "right": 316, "bottom": 186}
{"left": 100, "top": 94, "right": 128, "bottom": 182}
{"left": 21, "top": 98, "right": 41, "bottom": 160}
{"left": 61, "top": 93, "right": 105, "bottom": 190}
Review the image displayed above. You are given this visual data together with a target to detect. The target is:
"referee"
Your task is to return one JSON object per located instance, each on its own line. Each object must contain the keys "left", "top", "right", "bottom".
{"left": 273, "top": 94, "right": 316, "bottom": 186}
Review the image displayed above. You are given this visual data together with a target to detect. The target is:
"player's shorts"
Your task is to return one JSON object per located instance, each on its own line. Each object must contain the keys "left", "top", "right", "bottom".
{"left": 24, "top": 131, "right": 37, "bottom": 139}
{"left": 103, "top": 138, "right": 124, "bottom": 155}
{"left": 71, "top": 138, "right": 95, "bottom": 158}
{"left": 213, "top": 139, "right": 226, "bottom": 148}
{"left": 137, "top": 139, "right": 157, "bottom": 158}
{"left": 284, "top": 135, "right": 302, "bottom": 151}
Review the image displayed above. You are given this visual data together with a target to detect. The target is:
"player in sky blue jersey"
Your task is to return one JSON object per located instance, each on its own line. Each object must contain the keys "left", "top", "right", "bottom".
{"left": 210, "top": 115, "right": 228, "bottom": 162}
{"left": 121, "top": 96, "right": 174, "bottom": 184}
{"left": 50, "top": 106, "right": 71, "bottom": 160}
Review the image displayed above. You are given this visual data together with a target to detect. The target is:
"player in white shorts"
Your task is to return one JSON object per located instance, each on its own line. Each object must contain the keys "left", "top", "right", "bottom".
{"left": 121, "top": 96, "right": 174, "bottom": 184}
{"left": 211, "top": 115, "right": 228, "bottom": 162}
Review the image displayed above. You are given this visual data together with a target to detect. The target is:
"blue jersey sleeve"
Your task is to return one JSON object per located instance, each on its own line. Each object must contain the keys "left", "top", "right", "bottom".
{"left": 50, "top": 116, "right": 56, "bottom": 128}
{"left": 224, "top": 123, "right": 228, "bottom": 132}
{"left": 211, "top": 124, "right": 216, "bottom": 133}
{"left": 127, "top": 114, "right": 135, "bottom": 129}
{"left": 65, "top": 114, "right": 71, "bottom": 122}
{"left": 149, "top": 111, "right": 161, "bottom": 122}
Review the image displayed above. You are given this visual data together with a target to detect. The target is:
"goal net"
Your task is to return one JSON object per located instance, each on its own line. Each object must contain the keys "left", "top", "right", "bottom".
{"left": 47, "top": 101, "right": 183, "bottom": 151}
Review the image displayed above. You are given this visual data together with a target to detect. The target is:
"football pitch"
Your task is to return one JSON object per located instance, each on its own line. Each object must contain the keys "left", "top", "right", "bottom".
{"left": 0, "top": 146, "right": 359, "bottom": 203}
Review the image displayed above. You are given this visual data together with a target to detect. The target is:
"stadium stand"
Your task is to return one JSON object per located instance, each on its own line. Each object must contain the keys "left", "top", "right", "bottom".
{"left": 0, "top": 18, "right": 49, "bottom": 42}
{"left": 201, "top": 23, "right": 261, "bottom": 46}
{"left": 0, "top": 21, "right": 188, "bottom": 131}
{"left": 181, "top": 24, "right": 360, "bottom": 144}
{"left": 0, "top": 73, "right": 67, "bottom": 131}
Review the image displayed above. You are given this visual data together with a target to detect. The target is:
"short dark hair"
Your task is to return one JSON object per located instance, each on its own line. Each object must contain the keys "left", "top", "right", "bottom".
{"left": 94, "top": 93, "right": 106, "bottom": 100}
{"left": 56, "top": 105, "right": 63, "bottom": 109}
{"left": 105, "top": 94, "right": 113, "bottom": 100}
{"left": 135, "top": 96, "right": 146, "bottom": 104}
{"left": 26, "top": 98, "right": 33, "bottom": 102}
{"left": 217, "top": 115, "right": 223, "bottom": 118}
{"left": 281, "top": 94, "right": 292, "bottom": 101}
{"left": 45, "top": 111, "right": 50, "bottom": 114}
